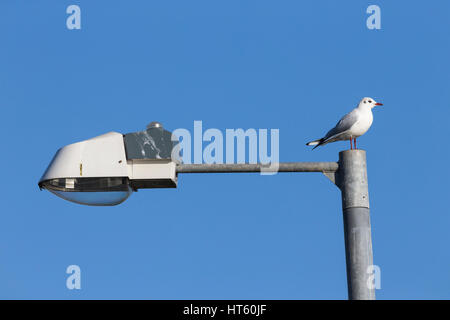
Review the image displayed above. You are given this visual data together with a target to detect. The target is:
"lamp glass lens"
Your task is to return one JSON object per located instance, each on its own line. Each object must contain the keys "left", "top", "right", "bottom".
{"left": 41, "top": 177, "right": 132, "bottom": 206}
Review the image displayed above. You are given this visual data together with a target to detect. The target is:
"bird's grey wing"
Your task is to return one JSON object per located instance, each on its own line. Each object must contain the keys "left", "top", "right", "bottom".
{"left": 322, "top": 110, "right": 359, "bottom": 142}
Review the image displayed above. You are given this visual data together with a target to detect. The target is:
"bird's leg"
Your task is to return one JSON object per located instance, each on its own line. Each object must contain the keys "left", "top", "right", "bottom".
{"left": 354, "top": 138, "right": 357, "bottom": 149}
{"left": 349, "top": 138, "right": 353, "bottom": 150}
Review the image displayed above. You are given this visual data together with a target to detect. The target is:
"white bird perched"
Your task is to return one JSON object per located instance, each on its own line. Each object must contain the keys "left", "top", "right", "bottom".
{"left": 306, "top": 97, "right": 383, "bottom": 150}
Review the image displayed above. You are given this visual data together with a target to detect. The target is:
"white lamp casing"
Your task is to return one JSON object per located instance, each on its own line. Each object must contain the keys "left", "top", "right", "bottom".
{"left": 39, "top": 132, "right": 177, "bottom": 188}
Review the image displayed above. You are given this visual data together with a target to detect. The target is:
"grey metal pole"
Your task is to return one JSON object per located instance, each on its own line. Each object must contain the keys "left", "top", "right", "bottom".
{"left": 177, "top": 162, "right": 338, "bottom": 173}
{"left": 337, "top": 150, "right": 375, "bottom": 300}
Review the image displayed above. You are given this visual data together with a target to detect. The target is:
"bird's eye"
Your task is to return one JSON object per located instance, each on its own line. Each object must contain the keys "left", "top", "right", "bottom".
{"left": 369, "top": 100, "right": 372, "bottom": 103}
{"left": 364, "top": 101, "right": 366, "bottom": 103}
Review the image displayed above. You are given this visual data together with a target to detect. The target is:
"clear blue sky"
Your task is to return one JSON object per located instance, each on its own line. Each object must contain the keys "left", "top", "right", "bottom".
{"left": 1, "top": 0, "right": 449, "bottom": 299}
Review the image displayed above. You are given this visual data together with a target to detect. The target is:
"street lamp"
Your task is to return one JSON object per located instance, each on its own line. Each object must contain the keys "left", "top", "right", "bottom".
{"left": 38, "top": 122, "right": 178, "bottom": 206}
{"left": 38, "top": 122, "right": 375, "bottom": 300}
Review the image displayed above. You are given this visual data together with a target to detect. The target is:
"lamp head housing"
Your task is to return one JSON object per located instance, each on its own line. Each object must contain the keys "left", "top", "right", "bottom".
{"left": 39, "top": 124, "right": 178, "bottom": 206}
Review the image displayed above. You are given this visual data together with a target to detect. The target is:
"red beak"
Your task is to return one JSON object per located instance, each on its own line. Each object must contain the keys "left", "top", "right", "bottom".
{"left": 374, "top": 102, "right": 383, "bottom": 106}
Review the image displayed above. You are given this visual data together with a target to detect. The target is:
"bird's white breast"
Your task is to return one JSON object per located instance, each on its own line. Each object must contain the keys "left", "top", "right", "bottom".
{"left": 350, "top": 109, "right": 373, "bottom": 137}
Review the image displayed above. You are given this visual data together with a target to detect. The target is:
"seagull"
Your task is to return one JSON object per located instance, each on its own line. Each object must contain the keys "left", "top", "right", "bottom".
{"left": 306, "top": 97, "right": 383, "bottom": 150}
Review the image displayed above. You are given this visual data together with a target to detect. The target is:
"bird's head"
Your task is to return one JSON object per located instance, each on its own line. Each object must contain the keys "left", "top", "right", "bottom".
{"left": 359, "top": 97, "right": 383, "bottom": 109}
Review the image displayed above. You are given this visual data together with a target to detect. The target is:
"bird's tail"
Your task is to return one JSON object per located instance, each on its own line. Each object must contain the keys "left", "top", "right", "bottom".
{"left": 306, "top": 138, "right": 324, "bottom": 150}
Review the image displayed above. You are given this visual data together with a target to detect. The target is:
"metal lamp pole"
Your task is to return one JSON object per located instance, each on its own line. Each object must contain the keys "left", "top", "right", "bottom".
{"left": 176, "top": 149, "right": 375, "bottom": 300}
{"left": 336, "top": 150, "right": 374, "bottom": 300}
